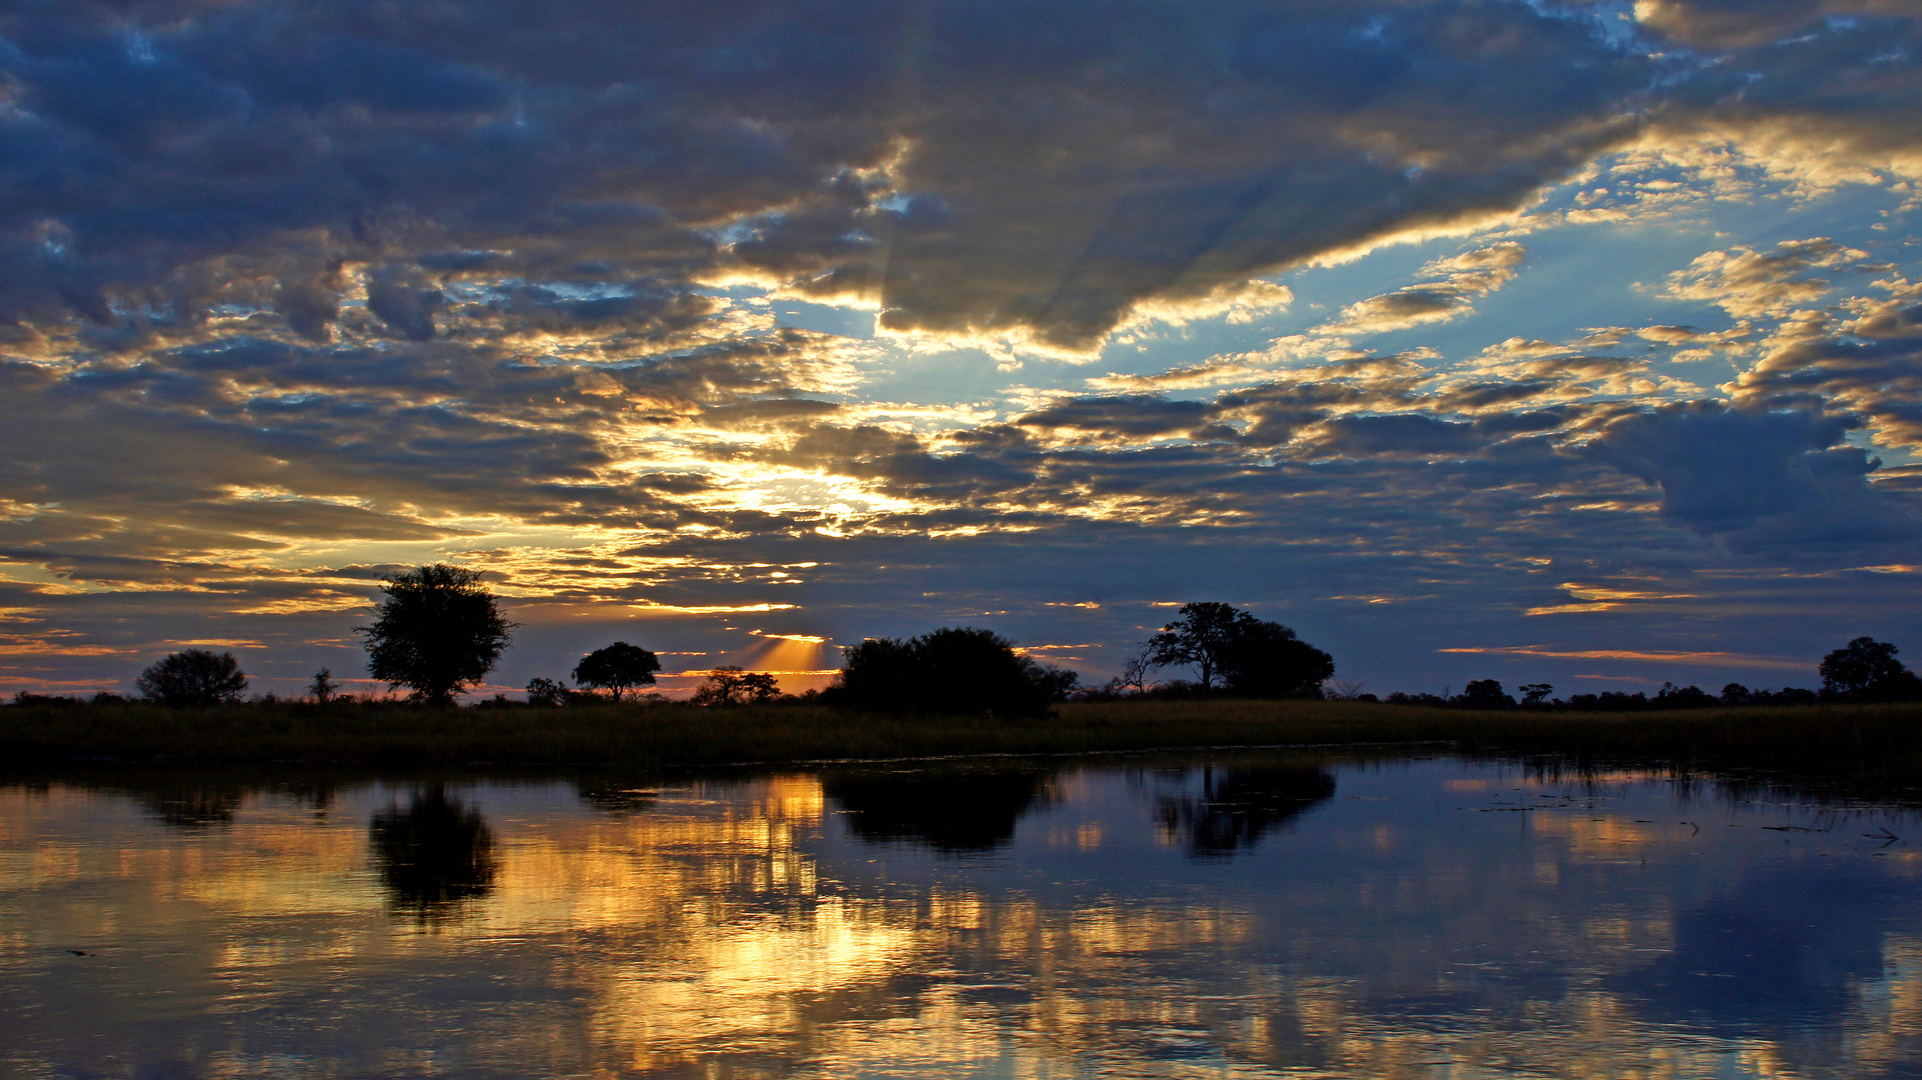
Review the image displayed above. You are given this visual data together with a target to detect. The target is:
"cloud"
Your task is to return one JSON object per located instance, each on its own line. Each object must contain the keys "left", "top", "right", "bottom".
{"left": 1587, "top": 401, "right": 1919, "bottom": 544}
{"left": 1318, "top": 243, "right": 1526, "bottom": 336}
{"left": 1658, "top": 238, "right": 1873, "bottom": 319}
{"left": 1634, "top": 0, "right": 1922, "bottom": 50}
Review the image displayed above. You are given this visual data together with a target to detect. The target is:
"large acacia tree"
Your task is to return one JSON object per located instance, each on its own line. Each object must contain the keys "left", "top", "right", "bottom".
{"left": 1146, "top": 602, "right": 1333, "bottom": 698}
{"left": 357, "top": 564, "right": 513, "bottom": 705}
{"left": 571, "top": 641, "right": 661, "bottom": 701}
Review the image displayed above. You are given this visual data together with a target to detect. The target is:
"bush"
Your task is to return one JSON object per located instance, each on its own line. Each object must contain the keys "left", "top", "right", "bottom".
{"left": 830, "top": 626, "right": 1076, "bottom": 717}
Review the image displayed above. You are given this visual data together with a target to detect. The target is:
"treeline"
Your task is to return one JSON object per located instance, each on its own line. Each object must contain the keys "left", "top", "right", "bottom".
{"left": 1372, "top": 637, "right": 1922, "bottom": 710}
{"left": 10, "top": 562, "right": 1921, "bottom": 715}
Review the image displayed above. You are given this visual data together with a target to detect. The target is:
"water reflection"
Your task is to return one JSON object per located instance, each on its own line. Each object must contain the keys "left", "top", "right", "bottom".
{"left": 821, "top": 765, "right": 1054, "bottom": 852}
{"left": 4, "top": 757, "right": 1922, "bottom": 1078}
{"left": 572, "top": 776, "right": 661, "bottom": 815}
{"left": 367, "top": 786, "right": 497, "bottom": 919}
{"left": 1149, "top": 765, "right": 1337, "bottom": 856}
{"left": 140, "top": 783, "right": 247, "bottom": 828}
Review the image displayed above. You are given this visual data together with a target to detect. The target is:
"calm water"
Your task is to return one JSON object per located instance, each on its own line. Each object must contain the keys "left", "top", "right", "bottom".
{"left": 4, "top": 754, "right": 1921, "bottom": 1079}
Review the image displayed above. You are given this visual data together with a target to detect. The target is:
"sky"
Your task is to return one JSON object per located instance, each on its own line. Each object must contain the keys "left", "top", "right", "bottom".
{"left": 5, "top": 0, "right": 1922, "bottom": 700}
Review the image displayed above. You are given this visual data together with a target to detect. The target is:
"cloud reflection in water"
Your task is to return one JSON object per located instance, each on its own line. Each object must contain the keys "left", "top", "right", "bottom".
{"left": 0, "top": 758, "right": 1920, "bottom": 1077}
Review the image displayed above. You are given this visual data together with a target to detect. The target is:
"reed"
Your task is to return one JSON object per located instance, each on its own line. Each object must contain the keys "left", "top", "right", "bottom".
{"left": 4, "top": 697, "right": 1921, "bottom": 778}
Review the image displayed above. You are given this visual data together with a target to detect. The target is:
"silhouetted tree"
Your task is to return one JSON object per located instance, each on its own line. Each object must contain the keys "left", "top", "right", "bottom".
{"left": 307, "top": 667, "right": 337, "bottom": 705}
{"left": 1146, "top": 602, "right": 1332, "bottom": 697}
{"left": 1519, "top": 683, "right": 1554, "bottom": 706}
{"left": 136, "top": 649, "right": 249, "bottom": 707}
{"left": 691, "top": 665, "right": 780, "bottom": 706}
{"left": 1145, "top": 602, "right": 1244, "bottom": 691}
{"left": 571, "top": 641, "right": 661, "bottom": 701}
{"left": 1220, "top": 620, "right": 1335, "bottom": 698}
{"left": 524, "top": 677, "right": 567, "bottom": 707}
{"left": 1116, "top": 651, "right": 1154, "bottom": 695}
{"left": 831, "top": 627, "right": 1075, "bottom": 717}
{"left": 356, "top": 564, "right": 513, "bottom": 705}
{"left": 1721, "top": 683, "right": 1751, "bottom": 705}
{"left": 1454, "top": 679, "right": 1515, "bottom": 708}
{"left": 1654, "top": 682, "right": 1717, "bottom": 708}
{"left": 1821, "top": 637, "right": 1922, "bottom": 701}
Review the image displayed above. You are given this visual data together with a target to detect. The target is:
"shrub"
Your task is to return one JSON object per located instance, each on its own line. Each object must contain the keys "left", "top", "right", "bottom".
{"left": 831, "top": 626, "right": 1075, "bottom": 717}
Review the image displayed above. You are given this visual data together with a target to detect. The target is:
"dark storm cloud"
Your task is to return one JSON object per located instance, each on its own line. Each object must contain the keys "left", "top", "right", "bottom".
{"left": 0, "top": 0, "right": 1664, "bottom": 354}
{"left": 1589, "top": 402, "right": 1919, "bottom": 544}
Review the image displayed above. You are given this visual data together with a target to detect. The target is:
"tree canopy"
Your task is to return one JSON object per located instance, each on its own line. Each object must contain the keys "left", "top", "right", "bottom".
{"left": 1146, "top": 602, "right": 1333, "bottom": 697}
{"left": 357, "top": 564, "right": 513, "bottom": 705}
{"left": 136, "top": 649, "right": 249, "bottom": 706}
{"left": 1821, "top": 637, "right": 1922, "bottom": 701}
{"left": 571, "top": 641, "right": 661, "bottom": 701}
{"left": 691, "top": 666, "right": 780, "bottom": 706}
{"left": 832, "top": 626, "right": 1076, "bottom": 717}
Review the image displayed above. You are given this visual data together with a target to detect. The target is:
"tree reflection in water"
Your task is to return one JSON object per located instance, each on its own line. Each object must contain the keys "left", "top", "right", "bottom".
{"left": 1154, "top": 766, "right": 1336, "bottom": 857}
{"left": 823, "top": 767, "right": 1054, "bottom": 852}
{"left": 367, "top": 786, "right": 498, "bottom": 920}
{"left": 140, "top": 786, "right": 246, "bottom": 829}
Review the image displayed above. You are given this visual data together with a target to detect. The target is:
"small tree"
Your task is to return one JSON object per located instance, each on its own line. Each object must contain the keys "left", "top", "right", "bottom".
{"left": 571, "top": 642, "right": 661, "bottom": 701}
{"left": 137, "top": 649, "right": 249, "bottom": 706}
{"left": 308, "top": 668, "right": 338, "bottom": 705}
{"left": 1116, "top": 651, "right": 1154, "bottom": 695}
{"left": 1518, "top": 683, "right": 1554, "bottom": 706}
{"left": 692, "top": 666, "right": 780, "bottom": 706}
{"left": 356, "top": 564, "right": 514, "bottom": 705}
{"left": 525, "top": 677, "right": 567, "bottom": 707}
{"left": 1820, "top": 637, "right": 1922, "bottom": 700}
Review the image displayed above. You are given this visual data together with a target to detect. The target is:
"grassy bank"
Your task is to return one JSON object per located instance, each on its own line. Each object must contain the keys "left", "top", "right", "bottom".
{"left": 4, "top": 697, "right": 1922, "bottom": 779}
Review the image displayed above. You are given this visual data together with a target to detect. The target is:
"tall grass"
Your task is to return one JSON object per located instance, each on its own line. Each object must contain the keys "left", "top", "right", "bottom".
{"left": 4, "top": 698, "right": 1921, "bottom": 780}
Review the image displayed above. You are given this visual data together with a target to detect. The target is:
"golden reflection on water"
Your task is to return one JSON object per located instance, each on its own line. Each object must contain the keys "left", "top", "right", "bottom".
{"left": 2, "top": 760, "right": 1922, "bottom": 1078}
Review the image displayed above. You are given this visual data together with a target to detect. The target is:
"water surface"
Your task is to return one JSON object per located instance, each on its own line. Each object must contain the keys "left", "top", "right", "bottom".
{"left": 4, "top": 753, "right": 1920, "bottom": 1078}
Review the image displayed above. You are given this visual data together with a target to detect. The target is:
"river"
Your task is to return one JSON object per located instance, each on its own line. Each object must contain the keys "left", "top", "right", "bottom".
{"left": 3, "top": 751, "right": 1918, "bottom": 1078}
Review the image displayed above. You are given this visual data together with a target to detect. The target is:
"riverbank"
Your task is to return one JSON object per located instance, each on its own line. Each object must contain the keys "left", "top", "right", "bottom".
{"left": 4, "top": 698, "right": 1920, "bottom": 778}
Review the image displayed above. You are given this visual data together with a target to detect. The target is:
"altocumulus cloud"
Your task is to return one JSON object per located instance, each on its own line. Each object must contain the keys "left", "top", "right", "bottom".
{"left": 1, "top": 0, "right": 1922, "bottom": 696}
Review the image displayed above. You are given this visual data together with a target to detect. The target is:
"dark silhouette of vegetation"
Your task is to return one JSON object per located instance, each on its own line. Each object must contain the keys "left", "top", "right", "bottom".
{"left": 1152, "top": 766, "right": 1336, "bottom": 857}
{"left": 692, "top": 666, "right": 780, "bottom": 706}
{"left": 1720, "top": 683, "right": 1820, "bottom": 706}
{"left": 822, "top": 766, "right": 1055, "bottom": 852}
{"left": 1455, "top": 679, "right": 1515, "bottom": 708}
{"left": 525, "top": 677, "right": 568, "bottom": 707}
{"left": 368, "top": 786, "right": 498, "bottom": 920}
{"left": 571, "top": 642, "right": 661, "bottom": 701}
{"left": 136, "top": 649, "right": 249, "bottom": 707}
{"left": 829, "top": 626, "right": 1076, "bottom": 717}
{"left": 1820, "top": 637, "right": 1922, "bottom": 701}
{"left": 1146, "top": 602, "right": 1332, "bottom": 697}
{"left": 12, "top": 691, "right": 86, "bottom": 707}
{"left": 357, "top": 564, "right": 513, "bottom": 705}
{"left": 307, "top": 668, "right": 337, "bottom": 705}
